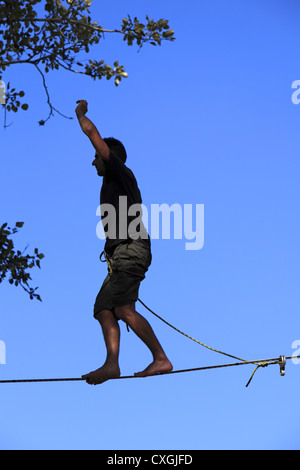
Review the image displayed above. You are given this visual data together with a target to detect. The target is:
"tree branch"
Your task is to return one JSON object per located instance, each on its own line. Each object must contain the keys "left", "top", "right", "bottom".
{"left": 7, "top": 17, "right": 121, "bottom": 34}
{"left": 33, "top": 63, "right": 73, "bottom": 125}
{"left": 0, "top": 3, "right": 175, "bottom": 125}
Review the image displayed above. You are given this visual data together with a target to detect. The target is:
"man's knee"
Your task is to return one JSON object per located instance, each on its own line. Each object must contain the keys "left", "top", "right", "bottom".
{"left": 95, "top": 309, "right": 114, "bottom": 324}
{"left": 114, "top": 304, "right": 135, "bottom": 321}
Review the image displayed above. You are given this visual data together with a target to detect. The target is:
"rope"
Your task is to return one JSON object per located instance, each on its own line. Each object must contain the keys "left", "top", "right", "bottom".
{"left": 0, "top": 356, "right": 297, "bottom": 384}
{"left": 100, "top": 250, "right": 285, "bottom": 386}
{"left": 102, "top": 252, "right": 245, "bottom": 360}
{"left": 137, "top": 298, "right": 246, "bottom": 362}
{"left": 0, "top": 253, "right": 295, "bottom": 386}
{"left": 137, "top": 298, "right": 269, "bottom": 386}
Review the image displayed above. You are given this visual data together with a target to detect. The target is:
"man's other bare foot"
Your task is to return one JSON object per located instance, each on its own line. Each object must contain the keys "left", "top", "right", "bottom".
{"left": 134, "top": 357, "right": 173, "bottom": 378}
{"left": 82, "top": 362, "right": 120, "bottom": 385}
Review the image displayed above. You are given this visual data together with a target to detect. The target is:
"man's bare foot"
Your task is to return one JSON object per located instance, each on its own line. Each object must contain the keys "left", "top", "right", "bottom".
{"left": 82, "top": 362, "right": 120, "bottom": 385}
{"left": 134, "top": 357, "right": 173, "bottom": 378}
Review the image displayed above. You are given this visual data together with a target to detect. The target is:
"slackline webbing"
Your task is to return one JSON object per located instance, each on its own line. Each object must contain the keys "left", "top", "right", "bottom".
{"left": 0, "top": 356, "right": 298, "bottom": 385}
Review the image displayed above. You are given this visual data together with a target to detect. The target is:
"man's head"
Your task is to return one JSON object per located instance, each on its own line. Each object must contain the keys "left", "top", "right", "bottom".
{"left": 92, "top": 137, "right": 127, "bottom": 177}
{"left": 103, "top": 137, "right": 127, "bottom": 164}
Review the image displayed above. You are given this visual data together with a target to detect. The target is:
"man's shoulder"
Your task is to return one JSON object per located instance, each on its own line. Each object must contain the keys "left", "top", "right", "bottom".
{"left": 106, "top": 150, "right": 136, "bottom": 181}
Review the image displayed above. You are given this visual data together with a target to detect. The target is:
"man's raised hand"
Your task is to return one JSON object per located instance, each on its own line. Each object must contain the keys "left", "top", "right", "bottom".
{"left": 75, "top": 100, "right": 88, "bottom": 116}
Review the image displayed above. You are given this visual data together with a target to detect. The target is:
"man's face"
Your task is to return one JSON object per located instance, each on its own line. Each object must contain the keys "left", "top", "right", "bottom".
{"left": 92, "top": 153, "right": 106, "bottom": 176}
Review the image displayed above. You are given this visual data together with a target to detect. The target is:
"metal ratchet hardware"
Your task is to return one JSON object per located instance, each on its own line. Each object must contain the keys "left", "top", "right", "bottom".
{"left": 279, "top": 355, "right": 286, "bottom": 377}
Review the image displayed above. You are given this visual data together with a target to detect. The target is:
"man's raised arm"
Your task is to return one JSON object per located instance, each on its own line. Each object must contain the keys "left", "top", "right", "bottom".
{"left": 75, "top": 100, "right": 110, "bottom": 161}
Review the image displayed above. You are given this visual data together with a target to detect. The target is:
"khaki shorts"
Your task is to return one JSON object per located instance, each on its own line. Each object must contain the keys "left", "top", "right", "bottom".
{"left": 93, "top": 238, "right": 152, "bottom": 317}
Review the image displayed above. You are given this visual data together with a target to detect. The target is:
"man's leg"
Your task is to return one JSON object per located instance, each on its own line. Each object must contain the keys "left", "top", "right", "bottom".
{"left": 114, "top": 303, "right": 173, "bottom": 377}
{"left": 82, "top": 309, "right": 121, "bottom": 385}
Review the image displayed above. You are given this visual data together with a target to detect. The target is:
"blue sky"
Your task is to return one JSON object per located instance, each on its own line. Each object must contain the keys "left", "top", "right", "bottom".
{"left": 1, "top": 0, "right": 300, "bottom": 450}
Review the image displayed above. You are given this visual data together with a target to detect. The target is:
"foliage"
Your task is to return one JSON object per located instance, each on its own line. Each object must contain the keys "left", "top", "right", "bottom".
{"left": 0, "top": 1, "right": 174, "bottom": 301}
{"left": 0, "top": 222, "right": 44, "bottom": 301}
{"left": 0, "top": 0, "right": 175, "bottom": 125}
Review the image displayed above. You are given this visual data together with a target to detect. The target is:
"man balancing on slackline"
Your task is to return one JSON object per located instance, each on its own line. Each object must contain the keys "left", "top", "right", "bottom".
{"left": 75, "top": 100, "right": 173, "bottom": 385}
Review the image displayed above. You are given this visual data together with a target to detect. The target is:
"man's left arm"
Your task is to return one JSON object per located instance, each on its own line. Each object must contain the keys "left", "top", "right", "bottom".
{"left": 75, "top": 100, "right": 110, "bottom": 161}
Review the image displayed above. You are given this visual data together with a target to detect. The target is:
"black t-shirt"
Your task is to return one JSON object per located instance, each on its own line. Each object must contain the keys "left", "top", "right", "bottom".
{"left": 100, "top": 150, "right": 149, "bottom": 254}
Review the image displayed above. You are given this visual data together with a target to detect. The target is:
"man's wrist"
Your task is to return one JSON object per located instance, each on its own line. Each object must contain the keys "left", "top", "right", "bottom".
{"left": 76, "top": 109, "right": 85, "bottom": 119}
